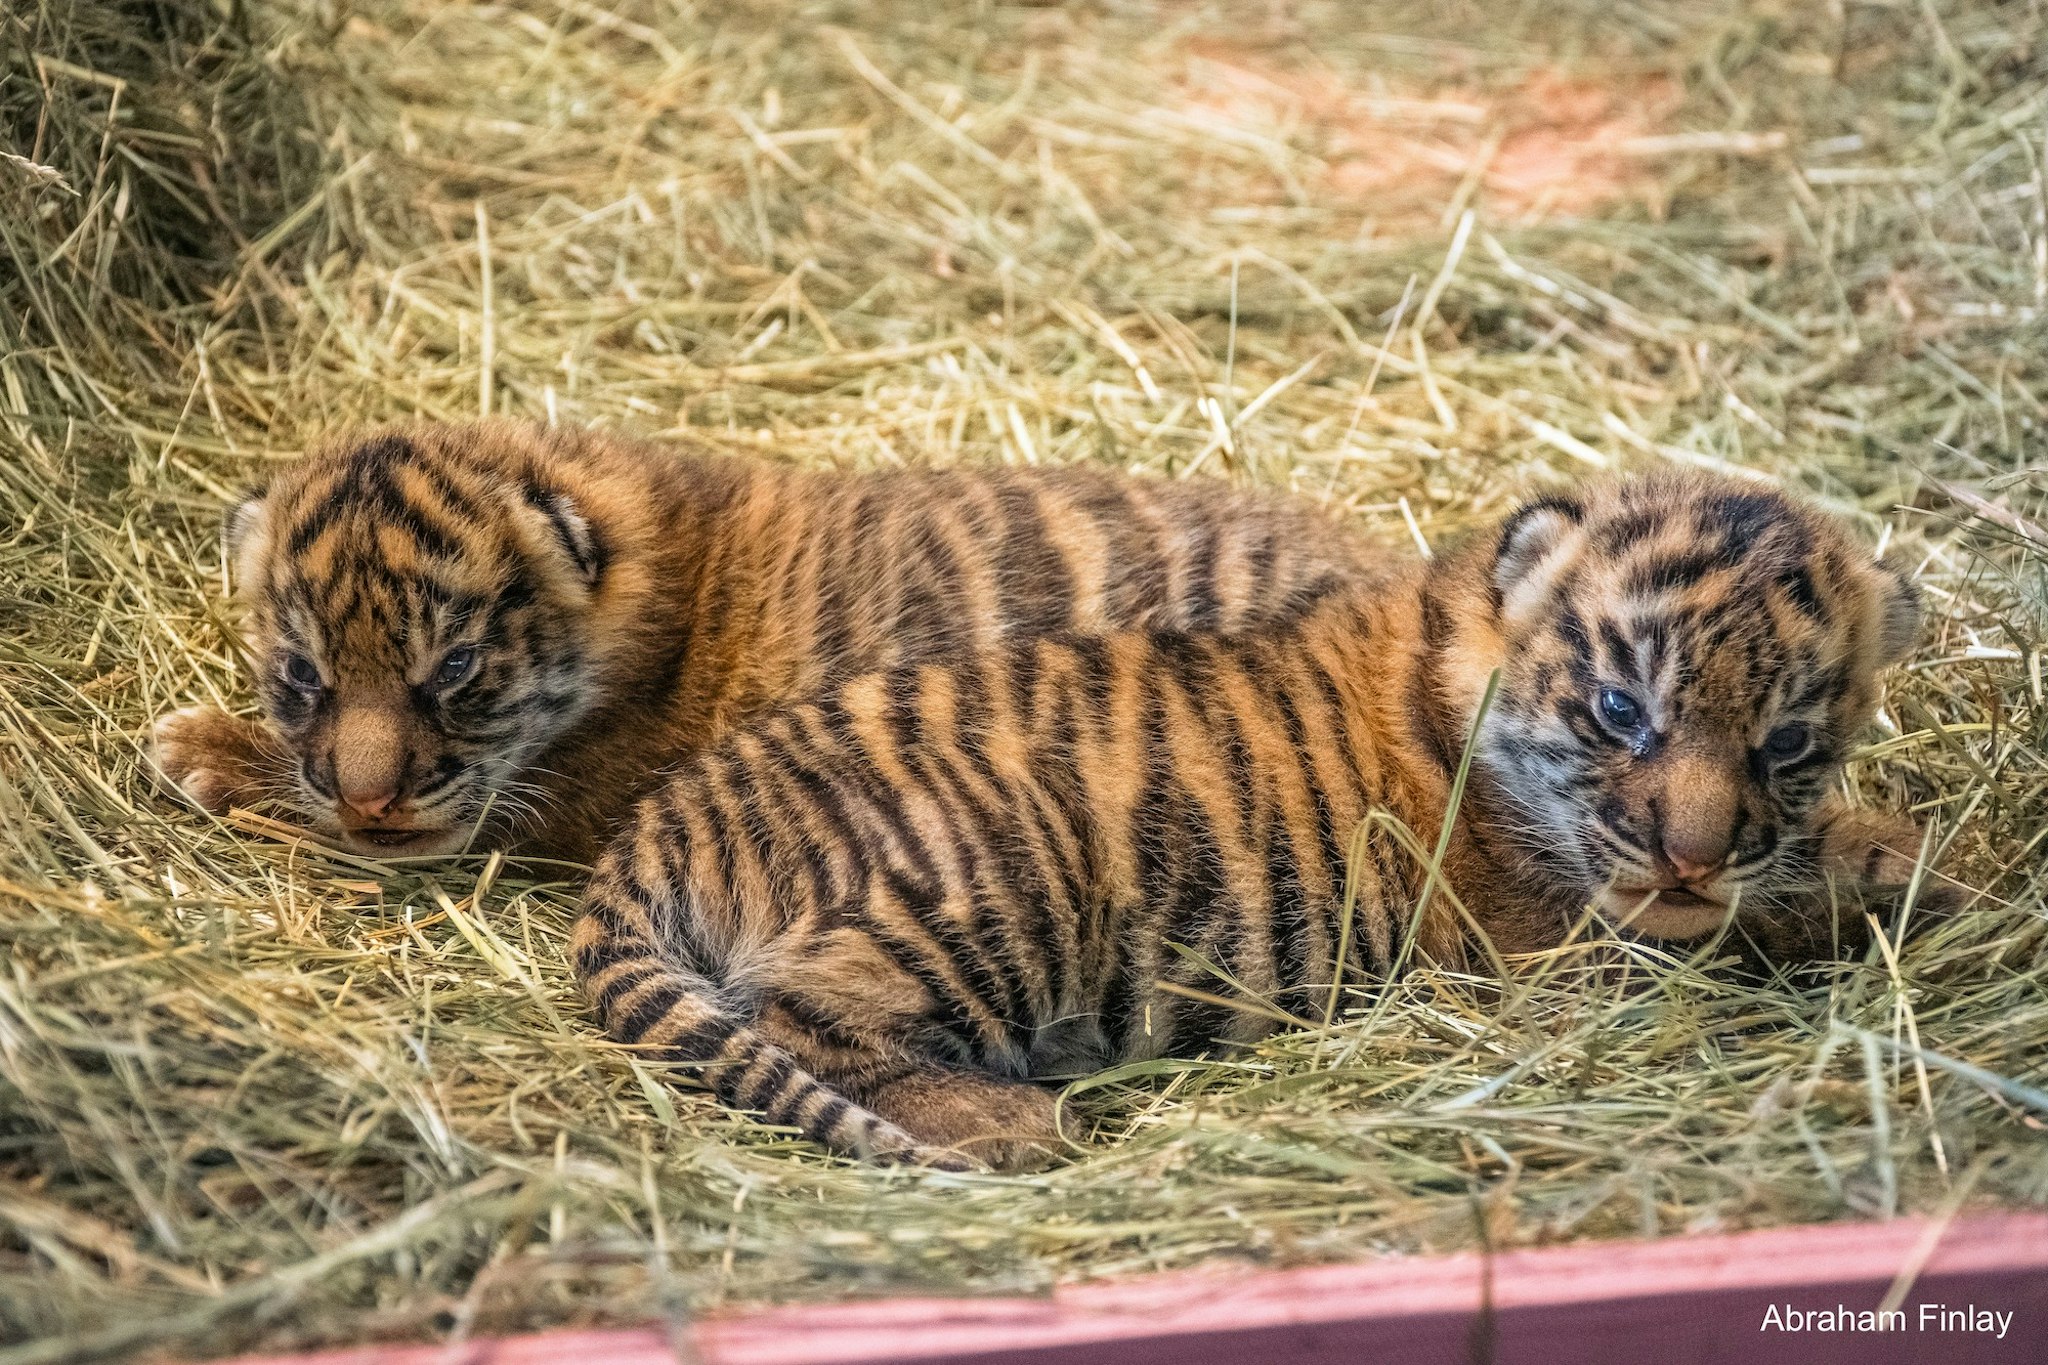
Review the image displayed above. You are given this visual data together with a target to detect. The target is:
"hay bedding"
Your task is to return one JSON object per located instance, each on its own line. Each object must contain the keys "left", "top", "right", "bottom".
{"left": 1, "top": 0, "right": 2045, "bottom": 1358}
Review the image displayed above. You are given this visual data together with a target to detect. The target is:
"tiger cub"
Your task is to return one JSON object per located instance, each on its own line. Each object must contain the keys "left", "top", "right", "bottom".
{"left": 151, "top": 420, "right": 1368, "bottom": 862}
{"left": 573, "top": 472, "right": 1936, "bottom": 1169}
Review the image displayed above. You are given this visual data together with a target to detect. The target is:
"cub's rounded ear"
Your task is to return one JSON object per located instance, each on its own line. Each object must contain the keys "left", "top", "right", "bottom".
{"left": 1493, "top": 495, "right": 1584, "bottom": 609}
{"left": 224, "top": 493, "right": 271, "bottom": 579}
{"left": 1873, "top": 561, "right": 1920, "bottom": 667}
{"left": 521, "top": 484, "right": 606, "bottom": 587}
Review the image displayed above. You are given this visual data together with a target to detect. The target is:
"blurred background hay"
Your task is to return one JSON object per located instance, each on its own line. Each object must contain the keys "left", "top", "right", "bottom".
{"left": 2, "top": 0, "right": 2046, "bottom": 1359}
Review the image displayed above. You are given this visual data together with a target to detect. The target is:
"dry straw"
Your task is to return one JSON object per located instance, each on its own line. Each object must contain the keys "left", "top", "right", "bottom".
{"left": 2, "top": 0, "right": 2045, "bottom": 1359}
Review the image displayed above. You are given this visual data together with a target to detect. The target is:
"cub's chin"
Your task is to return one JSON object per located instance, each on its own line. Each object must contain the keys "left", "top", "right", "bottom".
{"left": 333, "top": 823, "right": 472, "bottom": 858}
{"left": 1599, "top": 886, "right": 1736, "bottom": 942}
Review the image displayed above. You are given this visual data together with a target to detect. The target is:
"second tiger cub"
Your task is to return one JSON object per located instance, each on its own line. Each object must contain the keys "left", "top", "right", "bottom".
{"left": 151, "top": 420, "right": 1367, "bottom": 862}
{"left": 575, "top": 472, "right": 1939, "bottom": 1169}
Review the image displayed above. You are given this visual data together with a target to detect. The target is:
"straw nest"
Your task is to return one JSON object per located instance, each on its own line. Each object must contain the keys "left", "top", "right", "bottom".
{"left": 2, "top": 0, "right": 2044, "bottom": 1359}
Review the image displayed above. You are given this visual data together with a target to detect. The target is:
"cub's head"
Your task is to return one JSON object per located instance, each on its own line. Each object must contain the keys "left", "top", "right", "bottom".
{"left": 1449, "top": 473, "right": 1919, "bottom": 940}
{"left": 229, "top": 425, "right": 617, "bottom": 855}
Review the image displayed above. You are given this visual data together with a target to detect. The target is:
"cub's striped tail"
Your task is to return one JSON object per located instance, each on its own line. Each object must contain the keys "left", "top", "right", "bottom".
{"left": 571, "top": 888, "right": 954, "bottom": 1168}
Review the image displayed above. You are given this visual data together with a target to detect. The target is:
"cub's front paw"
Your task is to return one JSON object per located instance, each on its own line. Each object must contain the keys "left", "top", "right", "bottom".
{"left": 1821, "top": 806, "right": 1960, "bottom": 919}
{"left": 1750, "top": 807, "right": 1961, "bottom": 962}
{"left": 150, "top": 706, "right": 286, "bottom": 816}
{"left": 1826, "top": 808, "right": 1930, "bottom": 887}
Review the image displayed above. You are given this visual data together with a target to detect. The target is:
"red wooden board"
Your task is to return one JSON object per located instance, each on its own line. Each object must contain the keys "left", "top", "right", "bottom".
{"left": 229, "top": 1211, "right": 2048, "bottom": 1365}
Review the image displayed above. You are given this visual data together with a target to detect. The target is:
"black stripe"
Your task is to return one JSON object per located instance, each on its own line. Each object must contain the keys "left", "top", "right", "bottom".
{"left": 1267, "top": 811, "right": 1313, "bottom": 1001}
{"left": 1272, "top": 666, "right": 1347, "bottom": 914}
{"left": 1404, "top": 649, "right": 1456, "bottom": 776}
{"left": 593, "top": 961, "right": 664, "bottom": 1018}
{"left": 1597, "top": 618, "right": 1638, "bottom": 679}
{"left": 811, "top": 1094, "right": 851, "bottom": 1139}
{"left": 1232, "top": 531, "right": 1279, "bottom": 631}
{"left": 671, "top": 1013, "right": 744, "bottom": 1061}
{"left": 1101, "top": 683, "right": 1168, "bottom": 1051}
{"left": 743, "top": 1051, "right": 797, "bottom": 1111}
{"left": 1594, "top": 507, "right": 1660, "bottom": 556}
{"left": 616, "top": 980, "right": 685, "bottom": 1042}
{"left": 811, "top": 488, "right": 867, "bottom": 674}
{"left": 1625, "top": 550, "right": 1726, "bottom": 596}
{"left": 1181, "top": 522, "right": 1223, "bottom": 631}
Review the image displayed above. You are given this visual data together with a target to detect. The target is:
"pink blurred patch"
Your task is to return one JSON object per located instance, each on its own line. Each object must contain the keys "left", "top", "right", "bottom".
{"left": 1177, "top": 45, "right": 1681, "bottom": 228}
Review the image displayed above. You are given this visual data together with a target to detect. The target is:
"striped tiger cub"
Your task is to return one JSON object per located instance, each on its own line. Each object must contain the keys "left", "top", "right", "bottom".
{"left": 574, "top": 472, "right": 1935, "bottom": 1169}
{"left": 151, "top": 420, "right": 1367, "bottom": 861}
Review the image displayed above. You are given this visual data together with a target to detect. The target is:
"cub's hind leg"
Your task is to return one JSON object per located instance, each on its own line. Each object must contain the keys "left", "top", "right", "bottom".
{"left": 750, "top": 997, "right": 1065, "bottom": 1172}
{"left": 580, "top": 880, "right": 1061, "bottom": 1171}
{"left": 575, "top": 903, "right": 950, "bottom": 1169}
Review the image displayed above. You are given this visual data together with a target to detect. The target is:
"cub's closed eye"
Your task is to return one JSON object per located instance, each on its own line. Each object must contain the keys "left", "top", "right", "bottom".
{"left": 282, "top": 653, "right": 323, "bottom": 691}
{"left": 433, "top": 646, "right": 480, "bottom": 689}
{"left": 1763, "top": 721, "right": 1811, "bottom": 760}
{"left": 1598, "top": 687, "right": 1644, "bottom": 731}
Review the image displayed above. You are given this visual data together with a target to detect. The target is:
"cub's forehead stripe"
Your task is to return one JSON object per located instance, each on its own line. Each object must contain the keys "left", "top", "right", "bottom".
{"left": 278, "top": 433, "right": 498, "bottom": 556}
{"left": 1591, "top": 506, "right": 1659, "bottom": 555}
{"left": 1621, "top": 546, "right": 1736, "bottom": 598}
{"left": 1596, "top": 617, "right": 1639, "bottom": 678}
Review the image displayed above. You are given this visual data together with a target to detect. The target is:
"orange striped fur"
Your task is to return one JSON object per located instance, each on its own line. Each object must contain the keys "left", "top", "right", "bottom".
{"left": 572, "top": 473, "right": 1935, "bottom": 1169}
{"left": 152, "top": 420, "right": 1369, "bottom": 861}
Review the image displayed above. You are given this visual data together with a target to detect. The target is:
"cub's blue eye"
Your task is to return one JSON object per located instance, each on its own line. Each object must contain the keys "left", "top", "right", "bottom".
{"left": 1763, "top": 721, "right": 1811, "bottom": 760}
{"left": 1598, "top": 688, "right": 1644, "bottom": 731}
{"left": 282, "top": 653, "right": 322, "bottom": 691}
{"left": 433, "top": 646, "right": 479, "bottom": 689}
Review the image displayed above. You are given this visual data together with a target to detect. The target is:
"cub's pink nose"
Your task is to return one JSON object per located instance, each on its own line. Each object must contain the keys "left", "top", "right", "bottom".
{"left": 1661, "top": 828, "right": 1730, "bottom": 885}
{"left": 1665, "top": 851, "right": 1719, "bottom": 884}
{"left": 341, "top": 784, "right": 399, "bottom": 821}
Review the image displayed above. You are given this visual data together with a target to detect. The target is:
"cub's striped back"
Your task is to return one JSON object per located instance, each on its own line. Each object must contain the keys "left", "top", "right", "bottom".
{"left": 573, "top": 472, "right": 1933, "bottom": 1169}
{"left": 153, "top": 420, "right": 1371, "bottom": 861}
